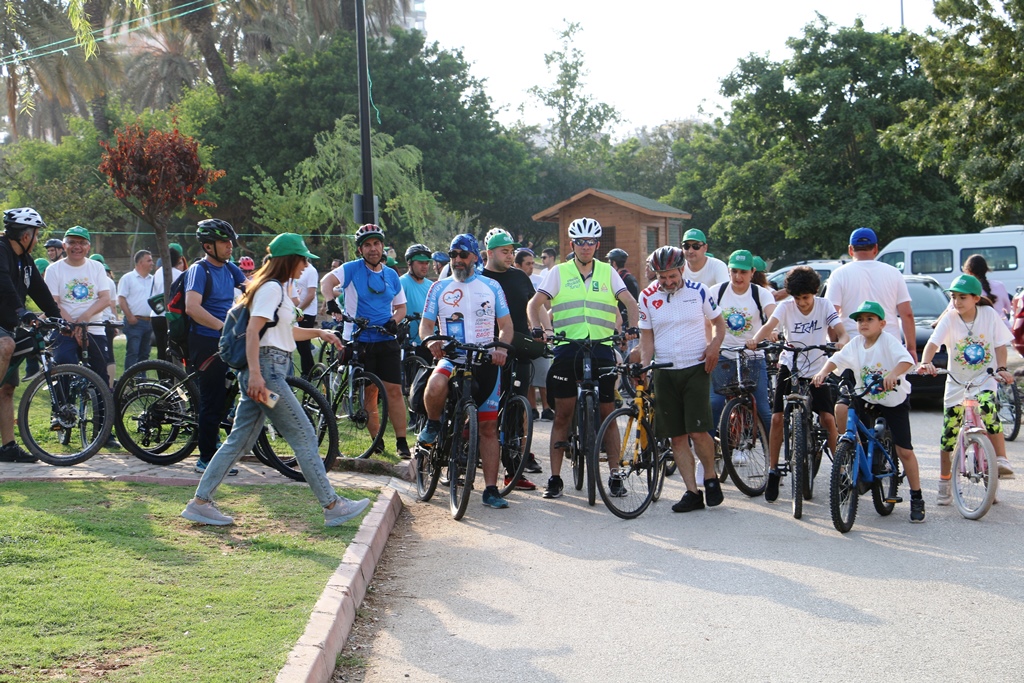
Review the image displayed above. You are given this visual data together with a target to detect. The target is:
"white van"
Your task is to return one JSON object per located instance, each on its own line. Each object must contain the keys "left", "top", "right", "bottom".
{"left": 875, "top": 225, "right": 1024, "bottom": 292}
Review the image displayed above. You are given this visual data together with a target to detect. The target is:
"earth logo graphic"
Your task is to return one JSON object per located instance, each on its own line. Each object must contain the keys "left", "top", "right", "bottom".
{"left": 725, "top": 308, "right": 750, "bottom": 335}
{"left": 72, "top": 283, "right": 90, "bottom": 300}
{"left": 963, "top": 342, "right": 986, "bottom": 366}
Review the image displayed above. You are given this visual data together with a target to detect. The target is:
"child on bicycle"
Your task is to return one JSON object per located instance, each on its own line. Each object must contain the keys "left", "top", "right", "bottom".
{"left": 918, "top": 274, "right": 1015, "bottom": 504}
{"left": 747, "top": 266, "right": 848, "bottom": 502}
{"left": 811, "top": 300, "right": 924, "bottom": 522}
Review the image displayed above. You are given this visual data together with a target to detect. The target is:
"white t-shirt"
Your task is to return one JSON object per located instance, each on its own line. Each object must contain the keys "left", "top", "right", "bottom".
{"left": 537, "top": 261, "right": 627, "bottom": 299}
{"left": 684, "top": 256, "right": 729, "bottom": 287}
{"left": 251, "top": 281, "right": 299, "bottom": 353}
{"left": 829, "top": 332, "right": 913, "bottom": 407}
{"left": 928, "top": 304, "right": 1013, "bottom": 408}
{"left": 117, "top": 269, "right": 154, "bottom": 316}
{"left": 102, "top": 276, "right": 118, "bottom": 322}
{"left": 45, "top": 258, "right": 110, "bottom": 323}
{"left": 770, "top": 297, "right": 843, "bottom": 377}
{"left": 291, "top": 263, "right": 319, "bottom": 316}
{"left": 711, "top": 283, "right": 776, "bottom": 358}
{"left": 150, "top": 266, "right": 183, "bottom": 318}
{"left": 638, "top": 279, "right": 722, "bottom": 370}
{"left": 826, "top": 260, "right": 911, "bottom": 340}
{"left": 529, "top": 272, "right": 543, "bottom": 290}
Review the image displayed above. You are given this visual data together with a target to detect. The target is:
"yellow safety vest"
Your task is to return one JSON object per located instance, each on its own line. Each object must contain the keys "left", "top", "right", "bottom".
{"left": 551, "top": 259, "right": 619, "bottom": 340}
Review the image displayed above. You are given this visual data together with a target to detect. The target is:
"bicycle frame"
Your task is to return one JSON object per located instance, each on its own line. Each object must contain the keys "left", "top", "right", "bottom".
{"left": 840, "top": 401, "right": 896, "bottom": 491}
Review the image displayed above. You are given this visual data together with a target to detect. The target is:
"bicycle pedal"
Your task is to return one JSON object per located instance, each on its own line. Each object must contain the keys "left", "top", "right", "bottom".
{"left": 885, "top": 497, "right": 903, "bottom": 504}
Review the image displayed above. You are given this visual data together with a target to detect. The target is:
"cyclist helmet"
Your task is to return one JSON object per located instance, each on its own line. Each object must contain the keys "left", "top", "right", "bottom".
{"left": 3, "top": 207, "right": 46, "bottom": 235}
{"left": 44, "top": 238, "right": 64, "bottom": 249}
{"left": 238, "top": 256, "right": 255, "bottom": 271}
{"left": 431, "top": 250, "right": 450, "bottom": 264}
{"left": 649, "top": 245, "right": 686, "bottom": 272}
{"left": 404, "top": 243, "right": 432, "bottom": 262}
{"left": 567, "top": 217, "right": 602, "bottom": 239}
{"left": 354, "top": 223, "right": 385, "bottom": 246}
{"left": 606, "top": 248, "right": 629, "bottom": 265}
{"left": 484, "top": 227, "right": 511, "bottom": 245}
{"left": 196, "top": 218, "right": 237, "bottom": 245}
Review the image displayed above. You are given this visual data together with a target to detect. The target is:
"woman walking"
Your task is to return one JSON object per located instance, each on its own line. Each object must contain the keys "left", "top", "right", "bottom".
{"left": 182, "top": 233, "right": 370, "bottom": 527}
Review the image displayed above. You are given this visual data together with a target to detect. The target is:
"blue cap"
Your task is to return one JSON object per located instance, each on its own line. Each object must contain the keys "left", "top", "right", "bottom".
{"left": 850, "top": 227, "right": 878, "bottom": 247}
{"left": 449, "top": 234, "right": 480, "bottom": 259}
{"left": 431, "top": 250, "right": 450, "bottom": 264}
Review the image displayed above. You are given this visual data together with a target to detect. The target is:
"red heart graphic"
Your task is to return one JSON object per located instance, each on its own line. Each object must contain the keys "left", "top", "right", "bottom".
{"left": 652, "top": 299, "right": 663, "bottom": 309}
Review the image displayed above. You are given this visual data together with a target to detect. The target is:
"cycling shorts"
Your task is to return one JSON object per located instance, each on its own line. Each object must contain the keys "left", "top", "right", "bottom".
{"left": 436, "top": 358, "right": 501, "bottom": 421}
{"left": 355, "top": 339, "right": 402, "bottom": 385}
{"left": 0, "top": 326, "right": 39, "bottom": 387}
{"left": 940, "top": 391, "right": 1000, "bottom": 452}
{"left": 546, "top": 351, "right": 617, "bottom": 404}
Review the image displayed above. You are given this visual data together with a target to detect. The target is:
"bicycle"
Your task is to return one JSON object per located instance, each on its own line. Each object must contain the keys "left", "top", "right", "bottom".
{"left": 995, "top": 375, "right": 1021, "bottom": 441}
{"left": 398, "top": 313, "right": 429, "bottom": 398}
{"left": 934, "top": 369, "right": 1000, "bottom": 520}
{"left": 412, "top": 335, "right": 514, "bottom": 520}
{"left": 593, "top": 361, "right": 672, "bottom": 519}
{"left": 113, "top": 356, "right": 337, "bottom": 481}
{"left": 829, "top": 375, "right": 905, "bottom": 533}
{"left": 15, "top": 318, "right": 115, "bottom": 465}
{"left": 770, "top": 341, "right": 838, "bottom": 520}
{"left": 715, "top": 346, "right": 770, "bottom": 496}
{"left": 308, "top": 313, "right": 390, "bottom": 459}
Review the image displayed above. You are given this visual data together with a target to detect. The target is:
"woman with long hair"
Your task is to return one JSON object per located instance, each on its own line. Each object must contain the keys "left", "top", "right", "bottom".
{"left": 182, "top": 234, "right": 370, "bottom": 527}
{"left": 963, "top": 254, "right": 1012, "bottom": 324}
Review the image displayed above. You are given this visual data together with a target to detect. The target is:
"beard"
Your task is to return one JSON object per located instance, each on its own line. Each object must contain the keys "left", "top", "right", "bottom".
{"left": 452, "top": 263, "right": 471, "bottom": 282}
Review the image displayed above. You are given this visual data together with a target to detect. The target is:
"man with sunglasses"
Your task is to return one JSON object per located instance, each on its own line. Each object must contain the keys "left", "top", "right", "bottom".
{"left": 321, "top": 224, "right": 411, "bottom": 458}
{"left": 526, "top": 217, "right": 640, "bottom": 500}
{"left": 681, "top": 228, "right": 729, "bottom": 288}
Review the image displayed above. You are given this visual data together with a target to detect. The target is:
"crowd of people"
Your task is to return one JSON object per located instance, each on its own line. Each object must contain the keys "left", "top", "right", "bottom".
{"left": 0, "top": 205, "right": 1019, "bottom": 526}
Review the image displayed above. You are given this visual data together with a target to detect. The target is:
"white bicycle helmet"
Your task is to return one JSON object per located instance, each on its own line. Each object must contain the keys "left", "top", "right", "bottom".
{"left": 567, "top": 217, "right": 602, "bottom": 239}
{"left": 354, "top": 223, "right": 385, "bottom": 246}
{"left": 484, "top": 227, "right": 511, "bottom": 246}
{"left": 4, "top": 207, "right": 46, "bottom": 233}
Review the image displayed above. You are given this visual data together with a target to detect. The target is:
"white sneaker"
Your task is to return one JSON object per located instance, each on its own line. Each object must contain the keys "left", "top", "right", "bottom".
{"left": 181, "top": 498, "right": 234, "bottom": 525}
{"left": 937, "top": 480, "right": 952, "bottom": 506}
{"left": 997, "top": 457, "right": 1015, "bottom": 479}
{"left": 325, "top": 497, "right": 371, "bottom": 527}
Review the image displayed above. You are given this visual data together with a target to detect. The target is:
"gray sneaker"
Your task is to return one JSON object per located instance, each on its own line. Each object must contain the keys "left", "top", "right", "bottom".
{"left": 181, "top": 498, "right": 234, "bottom": 525}
{"left": 937, "top": 479, "right": 952, "bottom": 506}
{"left": 324, "top": 497, "right": 371, "bottom": 527}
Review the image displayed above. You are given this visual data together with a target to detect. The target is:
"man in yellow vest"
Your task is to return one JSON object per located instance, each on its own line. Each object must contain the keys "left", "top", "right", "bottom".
{"left": 527, "top": 217, "right": 639, "bottom": 499}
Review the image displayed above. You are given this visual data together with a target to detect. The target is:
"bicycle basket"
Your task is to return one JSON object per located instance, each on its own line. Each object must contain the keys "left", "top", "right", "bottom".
{"left": 714, "top": 354, "right": 758, "bottom": 396}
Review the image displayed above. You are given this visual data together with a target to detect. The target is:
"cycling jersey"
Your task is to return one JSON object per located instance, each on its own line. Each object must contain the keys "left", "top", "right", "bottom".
{"left": 332, "top": 259, "right": 406, "bottom": 343}
{"left": 638, "top": 279, "right": 721, "bottom": 369}
{"left": 422, "top": 273, "right": 509, "bottom": 350}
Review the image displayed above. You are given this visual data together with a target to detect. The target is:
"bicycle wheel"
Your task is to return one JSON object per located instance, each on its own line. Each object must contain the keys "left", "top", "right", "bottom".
{"left": 569, "top": 409, "right": 585, "bottom": 492}
{"left": 651, "top": 449, "right": 669, "bottom": 502}
{"left": 449, "top": 402, "right": 478, "bottom": 521}
{"left": 871, "top": 448, "right": 900, "bottom": 517}
{"left": 997, "top": 381, "right": 1022, "bottom": 441}
{"left": 721, "top": 397, "right": 769, "bottom": 497}
{"left": 802, "top": 430, "right": 816, "bottom": 502}
{"left": 402, "top": 354, "right": 429, "bottom": 397}
{"left": 113, "top": 359, "right": 199, "bottom": 464}
{"left": 830, "top": 438, "right": 859, "bottom": 533}
{"left": 496, "top": 395, "right": 532, "bottom": 497}
{"left": 333, "top": 370, "right": 388, "bottom": 459}
{"left": 788, "top": 409, "right": 807, "bottom": 519}
{"left": 413, "top": 415, "right": 442, "bottom": 501}
{"left": 257, "top": 376, "right": 339, "bottom": 481}
{"left": 594, "top": 406, "right": 659, "bottom": 519}
{"left": 952, "top": 430, "right": 998, "bottom": 520}
{"left": 582, "top": 393, "right": 598, "bottom": 506}
{"left": 18, "top": 364, "right": 113, "bottom": 466}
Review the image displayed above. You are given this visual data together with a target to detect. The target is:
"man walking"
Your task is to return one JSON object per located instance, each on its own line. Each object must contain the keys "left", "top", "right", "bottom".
{"left": 118, "top": 249, "right": 155, "bottom": 371}
{"left": 681, "top": 229, "right": 729, "bottom": 287}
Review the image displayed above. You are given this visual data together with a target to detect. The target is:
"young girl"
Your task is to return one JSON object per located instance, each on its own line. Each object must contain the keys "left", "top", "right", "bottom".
{"left": 919, "top": 274, "right": 1015, "bottom": 502}
{"left": 182, "top": 233, "right": 370, "bottom": 527}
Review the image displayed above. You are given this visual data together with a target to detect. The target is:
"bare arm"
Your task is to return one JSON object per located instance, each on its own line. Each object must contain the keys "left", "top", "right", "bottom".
{"left": 639, "top": 328, "right": 654, "bottom": 367}
{"left": 897, "top": 301, "right": 918, "bottom": 362}
{"left": 703, "top": 314, "right": 726, "bottom": 373}
{"left": 297, "top": 286, "right": 316, "bottom": 311}
{"left": 118, "top": 296, "right": 136, "bottom": 324}
{"left": 527, "top": 291, "right": 552, "bottom": 335}
{"left": 184, "top": 290, "right": 224, "bottom": 331}
{"left": 616, "top": 289, "right": 639, "bottom": 329}
{"left": 320, "top": 272, "right": 341, "bottom": 304}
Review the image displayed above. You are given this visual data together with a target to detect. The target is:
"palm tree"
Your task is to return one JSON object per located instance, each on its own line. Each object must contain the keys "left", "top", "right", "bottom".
{"left": 122, "top": 28, "right": 200, "bottom": 110}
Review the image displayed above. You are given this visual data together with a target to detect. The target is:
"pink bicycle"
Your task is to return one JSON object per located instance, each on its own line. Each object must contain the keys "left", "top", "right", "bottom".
{"left": 936, "top": 369, "right": 999, "bottom": 519}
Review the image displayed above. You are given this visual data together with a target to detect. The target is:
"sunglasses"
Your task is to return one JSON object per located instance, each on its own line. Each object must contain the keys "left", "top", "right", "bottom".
{"left": 448, "top": 250, "right": 472, "bottom": 260}
{"left": 681, "top": 242, "right": 705, "bottom": 251}
{"left": 572, "top": 238, "right": 598, "bottom": 247}
{"left": 367, "top": 270, "right": 387, "bottom": 295}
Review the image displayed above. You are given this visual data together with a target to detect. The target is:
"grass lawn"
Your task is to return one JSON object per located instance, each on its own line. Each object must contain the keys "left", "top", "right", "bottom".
{"left": 0, "top": 480, "right": 375, "bottom": 682}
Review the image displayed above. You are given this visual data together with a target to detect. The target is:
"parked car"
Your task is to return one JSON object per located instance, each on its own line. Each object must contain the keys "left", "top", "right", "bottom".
{"left": 767, "top": 259, "right": 849, "bottom": 295}
{"left": 903, "top": 275, "right": 949, "bottom": 398}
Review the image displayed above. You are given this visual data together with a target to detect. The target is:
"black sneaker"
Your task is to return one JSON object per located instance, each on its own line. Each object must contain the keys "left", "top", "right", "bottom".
{"left": 672, "top": 489, "right": 705, "bottom": 513}
{"left": 704, "top": 478, "right": 724, "bottom": 507}
{"left": 765, "top": 469, "right": 781, "bottom": 503}
{"left": 0, "top": 442, "right": 37, "bottom": 463}
{"left": 524, "top": 454, "right": 543, "bottom": 474}
{"left": 910, "top": 498, "right": 926, "bottom": 523}
{"left": 532, "top": 408, "right": 540, "bottom": 421}
{"left": 396, "top": 442, "right": 412, "bottom": 460}
{"left": 542, "top": 475, "right": 564, "bottom": 499}
{"left": 609, "top": 475, "right": 627, "bottom": 497}
{"left": 541, "top": 408, "right": 555, "bottom": 421}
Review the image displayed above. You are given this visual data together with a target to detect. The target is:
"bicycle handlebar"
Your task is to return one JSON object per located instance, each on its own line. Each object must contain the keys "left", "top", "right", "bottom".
{"left": 421, "top": 334, "right": 516, "bottom": 358}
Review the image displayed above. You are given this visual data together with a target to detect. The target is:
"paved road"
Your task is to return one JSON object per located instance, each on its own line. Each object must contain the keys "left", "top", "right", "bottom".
{"left": 355, "top": 404, "right": 1024, "bottom": 681}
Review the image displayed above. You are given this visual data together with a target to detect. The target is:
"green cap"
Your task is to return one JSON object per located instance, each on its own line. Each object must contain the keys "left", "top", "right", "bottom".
{"left": 386, "top": 255, "right": 398, "bottom": 268}
{"left": 34, "top": 257, "right": 48, "bottom": 274}
{"left": 850, "top": 300, "right": 885, "bottom": 321}
{"left": 486, "top": 232, "right": 520, "bottom": 250}
{"left": 408, "top": 253, "right": 432, "bottom": 262}
{"left": 267, "top": 233, "right": 318, "bottom": 260}
{"left": 64, "top": 225, "right": 91, "bottom": 242}
{"left": 169, "top": 242, "right": 182, "bottom": 255}
{"left": 89, "top": 253, "right": 106, "bottom": 265}
{"left": 752, "top": 256, "right": 766, "bottom": 272}
{"left": 682, "top": 228, "right": 707, "bottom": 244}
{"left": 947, "top": 274, "right": 982, "bottom": 296}
{"left": 728, "top": 249, "right": 754, "bottom": 271}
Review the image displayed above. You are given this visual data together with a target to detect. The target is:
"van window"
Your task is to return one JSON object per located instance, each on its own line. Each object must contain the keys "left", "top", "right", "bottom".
{"left": 962, "top": 247, "right": 1018, "bottom": 272}
{"left": 878, "top": 251, "right": 904, "bottom": 270}
{"left": 911, "top": 249, "right": 954, "bottom": 275}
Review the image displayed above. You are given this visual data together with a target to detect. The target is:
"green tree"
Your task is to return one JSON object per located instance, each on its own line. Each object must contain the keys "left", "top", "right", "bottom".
{"left": 607, "top": 121, "right": 699, "bottom": 202}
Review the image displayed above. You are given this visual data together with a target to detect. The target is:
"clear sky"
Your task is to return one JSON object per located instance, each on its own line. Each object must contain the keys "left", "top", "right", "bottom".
{"left": 424, "top": 0, "right": 940, "bottom": 137}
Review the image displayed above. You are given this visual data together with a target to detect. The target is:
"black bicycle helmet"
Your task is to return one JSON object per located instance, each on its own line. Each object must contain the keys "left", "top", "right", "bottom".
{"left": 405, "top": 243, "right": 432, "bottom": 262}
{"left": 44, "top": 238, "right": 64, "bottom": 249}
{"left": 649, "top": 246, "right": 686, "bottom": 272}
{"left": 196, "top": 218, "right": 237, "bottom": 245}
{"left": 606, "top": 248, "right": 629, "bottom": 265}
{"left": 4, "top": 207, "right": 46, "bottom": 235}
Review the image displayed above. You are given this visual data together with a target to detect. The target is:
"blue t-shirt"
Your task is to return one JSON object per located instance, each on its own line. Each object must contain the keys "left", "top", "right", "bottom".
{"left": 331, "top": 259, "right": 406, "bottom": 343}
{"left": 399, "top": 272, "right": 433, "bottom": 344}
{"left": 185, "top": 259, "right": 247, "bottom": 337}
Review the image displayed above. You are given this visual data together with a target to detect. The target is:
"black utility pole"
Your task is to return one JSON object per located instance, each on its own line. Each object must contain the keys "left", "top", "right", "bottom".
{"left": 354, "top": 0, "right": 377, "bottom": 226}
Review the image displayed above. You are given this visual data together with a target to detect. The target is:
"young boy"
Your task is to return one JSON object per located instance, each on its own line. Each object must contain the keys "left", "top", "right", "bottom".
{"left": 812, "top": 300, "right": 924, "bottom": 523}
{"left": 747, "top": 266, "right": 849, "bottom": 502}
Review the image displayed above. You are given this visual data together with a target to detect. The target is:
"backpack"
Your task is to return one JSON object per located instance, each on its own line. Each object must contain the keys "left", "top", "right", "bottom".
{"left": 718, "top": 282, "right": 767, "bottom": 325}
{"left": 218, "top": 280, "right": 286, "bottom": 369}
{"left": 166, "top": 260, "right": 212, "bottom": 357}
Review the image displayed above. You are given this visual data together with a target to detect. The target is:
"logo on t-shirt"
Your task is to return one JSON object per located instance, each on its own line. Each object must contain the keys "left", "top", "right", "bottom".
{"left": 652, "top": 299, "right": 663, "bottom": 310}
{"left": 724, "top": 307, "right": 751, "bottom": 336}
{"left": 442, "top": 289, "right": 463, "bottom": 306}
{"left": 65, "top": 279, "right": 96, "bottom": 302}
{"left": 954, "top": 335, "right": 991, "bottom": 369}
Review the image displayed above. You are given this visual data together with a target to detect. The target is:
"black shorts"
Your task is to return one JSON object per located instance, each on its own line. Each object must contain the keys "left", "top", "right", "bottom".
{"left": 849, "top": 396, "right": 914, "bottom": 451}
{"left": 355, "top": 339, "right": 402, "bottom": 385}
{"left": 773, "top": 365, "right": 835, "bottom": 416}
{"left": 0, "top": 326, "right": 36, "bottom": 387}
{"left": 546, "top": 348, "right": 617, "bottom": 404}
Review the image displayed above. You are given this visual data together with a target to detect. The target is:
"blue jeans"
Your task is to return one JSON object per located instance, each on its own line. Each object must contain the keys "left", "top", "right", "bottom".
{"left": 195, "top": 347, "right": 339, "bottom": 508}
{"left": 710, "top": 355, "right": 772, "bottom": 435}
{"left": 53, "top": 332, "right": 110, "bottom": 386}
{"left": 123, "top": 317, "right": 153, "bottom": 371}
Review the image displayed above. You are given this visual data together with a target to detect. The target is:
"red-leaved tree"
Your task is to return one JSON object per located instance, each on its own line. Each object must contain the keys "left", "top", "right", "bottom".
{"left": 99, "top": 123, "right": 225, "bottom": 297}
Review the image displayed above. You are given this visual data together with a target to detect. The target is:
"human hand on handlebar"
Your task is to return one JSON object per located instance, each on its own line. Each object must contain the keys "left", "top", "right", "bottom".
{"left": 490, "top": 346, "right": 507, "bottom": 367}
{"left": 427, "top": 339, "right": 445, "bottom": 360}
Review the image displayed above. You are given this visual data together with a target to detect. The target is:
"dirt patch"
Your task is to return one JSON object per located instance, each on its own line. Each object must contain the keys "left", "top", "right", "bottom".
{"left": 41, "top": 645, "right": 154, "bottom": 681}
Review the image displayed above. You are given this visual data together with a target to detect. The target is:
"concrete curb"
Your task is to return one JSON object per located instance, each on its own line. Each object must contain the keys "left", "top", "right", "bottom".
{"left": 276, "top": 488, "right": 404, "bottom": 683}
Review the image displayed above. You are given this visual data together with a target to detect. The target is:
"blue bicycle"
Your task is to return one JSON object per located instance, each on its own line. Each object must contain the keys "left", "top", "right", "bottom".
{"left": 829, "top": 375, "right": 904, "bottom": 533}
